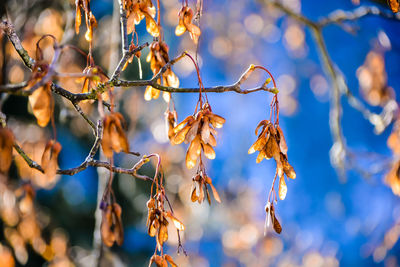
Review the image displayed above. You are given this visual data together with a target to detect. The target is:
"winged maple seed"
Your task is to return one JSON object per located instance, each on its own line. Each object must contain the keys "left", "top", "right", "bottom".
{"left": 26, "top": 61, "right": 52, "bottom": 127}
{"left": 41, "top": 140, "right": 62, "bottom": 181}
{"left": 75, "top": 0, "right": 98, "bottom": 42}
{"left": 165, "top": 110, "right": 177, "bottom": 140}
{"left": 101, "top": 112, "right": 130, "bottom": 158}
{"left": 264, "top": 202, "right": 282, "bottom": 235}
{"left": 149, "top": 254, "right": 178, "bottom": 267}
{"left": 146, "top": 192, "right": 185, "bottom": 252}
{"left": 145, "top": 41, "right": 179, "bottom": 102}
{"left": 191, "top": 170, "right": 221, "bottom": 205}
{"left": 123, "top": 0, "right": 159, "bottom": 37}
{"left": 0, "top": 127, "right": 14, "bottom": 173}
{"left": 169, "top": 103, "right": 225, "bottom": 169}
{"left": 175, "top": 6, "right": 201, "bottom": 44}
{"left": 123, "top": 42, "right": 142, "bottom": 71}
{"left": 248, "top": 120, "right": 295, "bottom": 200}
{"left": 99, "top": 190, "right": 124, "bottom": 247}
{"left": 388, "top": 0, "right": 400, "bottom": 12}
{"left": 77, "top": 65, "right": 110, "bottom": 95}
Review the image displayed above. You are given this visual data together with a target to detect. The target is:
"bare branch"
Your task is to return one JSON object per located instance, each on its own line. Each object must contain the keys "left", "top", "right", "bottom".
{"left": 318, "top": 5, "right": 400, "bottom": 27}
{"left": 263, "top": 0, "right": 399, "bottom": 176}
{"left": 118, "top": 0, "right": 129, "bottom": 53}
{"left": 0, "top": 81, "right": 28, "bottom": 94}
{"left": 13, "top": 142, "right": 44, "bottom": 173}
{"left": 1, "top": 20, "right": 35, "bottom": 68}
{"left": 71, "top": 101, "right": 96, "bottom": 131}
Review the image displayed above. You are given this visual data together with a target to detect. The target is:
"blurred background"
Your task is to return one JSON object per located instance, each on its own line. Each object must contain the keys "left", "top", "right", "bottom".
{"left": 1, "top": 0, "right": 400, "bottom": 266}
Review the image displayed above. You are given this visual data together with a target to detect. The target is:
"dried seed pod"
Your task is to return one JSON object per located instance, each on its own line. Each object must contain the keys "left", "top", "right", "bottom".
{"left": 278, "top": 175, "right": 287, "bottom": 200}
{"left": 165, "top": 211, "right": 185, "bottom": 231}
{"left": 276, "top": 126, "right": 288, "bottom": 155}
{"left": 202, "top": 143, "right": 215, "bottom": 160}
{"left": 164, "top": 254, "right": 177, "bottom": 267}
{"left": 28, "top": 83, "right": 52, "bottom": 127}
{"left": 248, "top": 134, "right": 268, "bottom": 155}
{"left": 175, "top": 6, "right": 201, "bottom": 44}
{"left": 165, "top": 110, "right": 177, "bottom": 140}
{"left": 100, "top": 203, "right": 124, "bottom": 247}
{"left": 41, "top": 140, "right": 62, "bottom": 180}
{"left": 101, "top": 113, "right": 129, "bottom": 157}
{"left": 101, "top": 205, "right": 115, "bottom": 247}
{"left": 269, "top": 204, "right": 282, "bottom": 234}
{"left": 264, "top": 135, "right": 280, "bottom": 160}
{"left": 145, "top": 41, "right": 179, "bottom": 101}
{"left": 281, "top": 153, "right": 296, "bottom": 179}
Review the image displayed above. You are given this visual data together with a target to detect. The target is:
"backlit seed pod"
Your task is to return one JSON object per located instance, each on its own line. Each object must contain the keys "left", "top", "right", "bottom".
{"left": 191, "top": 172, "right": 221, "bottom": 204}
{"left": 281, "top": 153, "right": 296, "bottom": 179}
{"left": 41, "top": 140, "right": 62, "bottom": 181}
{"left": 278, "top": 175, "right": 287, "bottom": 200}
{"left": 28, "top": 83, "right": 52, "bottom": 127}
{"left": 145, "top": 41, "right": 179, "bottom": 101}
{"left": 100, "top": 203, "right": 123, "bottom": 247}
{"left": 175, "top": 6, "right": 201, "bottom": 44}
{"left": 265, "top": 203, "right": 282, "bottom": 234}
{"left": 0, "top": 127, "right": 14, "bottom": 173}
{"left": 165, "top": 110, "right": 177, "bottom": 141}
{"left": 124, "top": 0, "right": 158, "bottom": 36}
{"left": 170, "top": 105, "right": 225, "bottom": 169}
{"left": 101, "top": 112, "right": 129, "bottom": 158}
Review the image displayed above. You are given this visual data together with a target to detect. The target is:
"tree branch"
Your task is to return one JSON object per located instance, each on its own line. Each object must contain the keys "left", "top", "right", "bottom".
{"left": 318, "top": 5, "right": 400, "bottom": 27}
{"left": 264, "top": 0, "right": 399, "bottom": 176}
